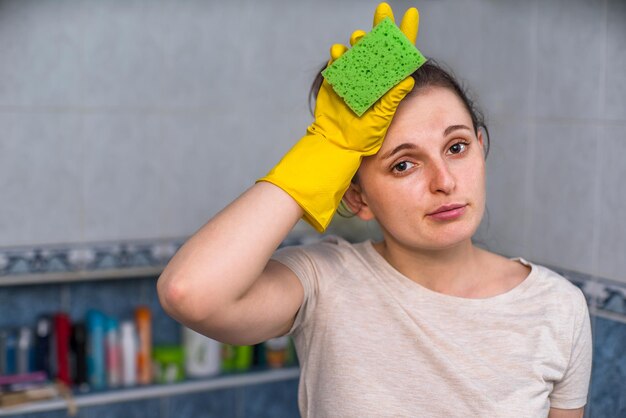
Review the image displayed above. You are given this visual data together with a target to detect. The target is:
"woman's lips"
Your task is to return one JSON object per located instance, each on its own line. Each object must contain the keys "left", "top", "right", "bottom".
{"left": 427, "top": 204, "right": 467, "bottom": 221}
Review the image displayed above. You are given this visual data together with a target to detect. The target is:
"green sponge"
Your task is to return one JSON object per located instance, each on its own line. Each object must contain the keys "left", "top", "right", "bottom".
{"left": 322, "top": 17, "right": 426, "bottom": 116}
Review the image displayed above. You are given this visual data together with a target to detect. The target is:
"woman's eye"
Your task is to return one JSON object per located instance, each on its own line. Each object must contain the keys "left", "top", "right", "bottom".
{"left": 393, "top": 161, "right": 415, "bottom": 173}
{"left": 448, "top": 142, "right": 468, "bottom": 155}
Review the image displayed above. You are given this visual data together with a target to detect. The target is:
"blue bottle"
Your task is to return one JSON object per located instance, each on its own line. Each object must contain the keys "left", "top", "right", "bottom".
{"left": 86, "top": 310, "right": 106, "bottom": 390}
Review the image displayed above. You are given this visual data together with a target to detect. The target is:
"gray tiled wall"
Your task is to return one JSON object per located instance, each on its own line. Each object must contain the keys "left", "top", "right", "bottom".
{"left": 0, "top": 0, "right": 624, "bottom": 286}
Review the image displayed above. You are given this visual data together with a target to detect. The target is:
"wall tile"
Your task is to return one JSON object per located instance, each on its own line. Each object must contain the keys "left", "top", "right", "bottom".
{"left": 230, "top": 0, "right": 367, "bottom": 114}
{"left": 239, "top": 379, "right": 300, "bottom": 418}
{"left": 82, "top": 113, "right": 162, "bottom": 242}
{"left": 82, "top": 398, "right": 162, "bottom": 418}
{"left": 3, "top": 409, "right": 76, "bottom": 418}
{"left": 0, "top": 113, "right": 83, "bottom": 247}
{"left": 596, "top": 126, "right": 626, "bottom": 283}
{"left": 588, "top": 317, "right": 626, "bottom": 417}
{"left": 157, "top": 106, "right": 309, "bottom": 239}
{"left": 0, "top": 0, "right": 84, "bottom": 107}
{"left": 0, "top": 283, "right": 60, "bottom": 329}
{"left": 605, "top": 0, "right": 626, "bottom": 120}
{"left": 534, "top": 0, "right": 605, "bottom": 120}
{"left": 475, "top": 0, "right": 534, "bottom": 119}
{"left": 67, "top": 278, "right": 145, "bottom": 323}
{"left": 158, "top": 113, "right": 232, "bottom": 238}
{"left": 528, "top": 122, "right": 597, "bottom": 273}
{"left": 475, "top": 119, "right": 531, "bottom": 258}
{"left": 158, "top": 0, "right": 244, "bottom": 110}
{"left": 166, "top": 388, "right": 237, "bottom": 418}
{"left": 81, "top": 0, "right": 164, "bottom": 108}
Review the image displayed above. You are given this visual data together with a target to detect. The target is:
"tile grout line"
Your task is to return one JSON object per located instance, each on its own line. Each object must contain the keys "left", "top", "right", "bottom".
{"left": 590, "top": 0, "right": 609, "bottom": 278}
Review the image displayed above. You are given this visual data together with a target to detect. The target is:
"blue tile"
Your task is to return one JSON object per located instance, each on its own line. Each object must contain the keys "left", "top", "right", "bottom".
{"left": 82, "top": 398, "right": 161, "bottom": 418}
{"left": 239, "top": 379, "right": 299, "bottom": 418}
{"left": 0, "top": 283, "right": 61, "bottom": 328}
{"left": 67, "top": 278, "right": 144, "bottom": 323}
{"left": 588, "top": 317, "right": 626, "bottom": 416}
{"left": 166, "top": 388, "right": 237, "bottom": 418}
{"left": 1, "top": 409, "right": 76, "bottom": 418}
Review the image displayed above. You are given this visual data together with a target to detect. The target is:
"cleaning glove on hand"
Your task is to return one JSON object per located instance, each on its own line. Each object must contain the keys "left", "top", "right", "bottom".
{"left": 258, "top": 3, "right": 420, "bottom": 232}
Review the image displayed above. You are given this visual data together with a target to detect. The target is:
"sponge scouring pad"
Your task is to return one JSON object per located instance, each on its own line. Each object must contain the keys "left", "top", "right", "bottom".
{"left": 322, "top": 17, "right": 426, "bottom": 117}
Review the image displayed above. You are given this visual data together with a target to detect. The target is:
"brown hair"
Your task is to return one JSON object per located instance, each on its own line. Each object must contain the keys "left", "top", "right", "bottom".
{"left": 308, "top": 59, "right": 490, "bottom": 157}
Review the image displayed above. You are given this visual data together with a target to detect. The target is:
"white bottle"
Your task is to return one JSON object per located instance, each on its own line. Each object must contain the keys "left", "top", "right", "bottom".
{"left": 182, "top": 327, "right": 221, "bottom": 378}
{"left": 120, "top": 321, "right": 137, "bottom": 387}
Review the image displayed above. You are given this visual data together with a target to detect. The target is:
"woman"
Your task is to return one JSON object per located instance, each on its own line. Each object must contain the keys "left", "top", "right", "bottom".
{"left": 157, "top": 3, "right": 592, "bottom": 417}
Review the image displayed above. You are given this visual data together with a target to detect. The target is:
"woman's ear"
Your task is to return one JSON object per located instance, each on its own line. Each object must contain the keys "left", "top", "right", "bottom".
{"left": 477, "top": 129, "right": 485, "bottom": 155}
{"left": 342, "top": 182, "right": 376, "bottom": 221}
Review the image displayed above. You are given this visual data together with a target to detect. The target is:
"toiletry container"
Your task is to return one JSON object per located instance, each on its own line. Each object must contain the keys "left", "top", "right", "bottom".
{"left": 135, "top": 306, "right": 152, "bottom": 385}
{"left": 86, "top": 310, "right": 106, "bottom": 390}
{"left": 182, "top": 327, "right": 221, "bottom": 378}
{"left": 120, "top": 321, "right": 137, "bottom": 387}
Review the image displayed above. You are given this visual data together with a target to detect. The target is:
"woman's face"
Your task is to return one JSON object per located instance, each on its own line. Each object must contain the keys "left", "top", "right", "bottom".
{"left": 349, "top": 86, "right": 486, "bottom": 251}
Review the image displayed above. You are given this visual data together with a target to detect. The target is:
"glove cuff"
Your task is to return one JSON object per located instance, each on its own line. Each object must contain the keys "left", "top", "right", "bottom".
{"left": 257, "top": 134, "right": 362, "bottom": 233}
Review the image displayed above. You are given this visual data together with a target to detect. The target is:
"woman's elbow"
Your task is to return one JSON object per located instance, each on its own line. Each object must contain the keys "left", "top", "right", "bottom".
{"left": 157, "top": 272, "right": 206, "bottom": 323}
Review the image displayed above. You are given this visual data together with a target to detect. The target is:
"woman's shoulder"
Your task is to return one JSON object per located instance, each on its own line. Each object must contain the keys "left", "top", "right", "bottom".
{"left": 478, "top": 249, "right": 585, "bottom": 302}
{"left": 508, "top": 257, "right": 588, "bottom": 316}
{"left": 273, "top": 234, "right": 363, "bottom": 265}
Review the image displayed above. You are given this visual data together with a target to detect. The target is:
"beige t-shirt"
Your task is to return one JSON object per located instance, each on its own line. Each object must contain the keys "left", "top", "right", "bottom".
{"left": 272, "top": 236, "right": 592, "bottom": 418}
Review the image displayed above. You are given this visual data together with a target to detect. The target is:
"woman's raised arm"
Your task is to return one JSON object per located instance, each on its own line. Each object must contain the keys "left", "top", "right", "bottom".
{"left": 157, "top": 181, "right": 305, "bottom": 345}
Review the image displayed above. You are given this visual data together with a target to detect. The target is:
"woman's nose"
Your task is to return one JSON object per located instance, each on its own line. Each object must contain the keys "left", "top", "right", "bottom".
{"left": 428, "top": 160, "right": 456, "bottom": 194}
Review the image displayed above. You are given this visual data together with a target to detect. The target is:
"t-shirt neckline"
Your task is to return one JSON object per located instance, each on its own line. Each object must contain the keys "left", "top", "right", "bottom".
{"left": 360, "top": 240, "right": 540, "bottom": 305}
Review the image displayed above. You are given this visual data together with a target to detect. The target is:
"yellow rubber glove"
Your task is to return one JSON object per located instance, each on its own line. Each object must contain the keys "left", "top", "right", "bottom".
{"left": 258, "top": 3, "right": 420, "bottom": 233}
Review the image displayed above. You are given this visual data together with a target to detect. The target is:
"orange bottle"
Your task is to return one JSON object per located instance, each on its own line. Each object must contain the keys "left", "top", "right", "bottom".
{"left": 135, "top": 306, "right": 152, "bottom": 385}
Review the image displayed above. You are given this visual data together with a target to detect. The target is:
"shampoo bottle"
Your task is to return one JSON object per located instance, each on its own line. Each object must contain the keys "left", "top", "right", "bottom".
{"left": 70, "top": 322, "right": 88, "bottom": 391}
{"left": 16, "top": 327, "right": 34, "bottom": 374}
{"left": 86, "top": 310, "right": 106, "bottom": 390}
{"left": 53, "top": 313, "right": 71, "bottom": 385}
{"left": 34, "top": 316, "right": 52, "bottom": 378}
{"left": 135, "top": 306, "right": 152, "bottom": 385}
{"left": 105, "top": 317, "right": 121, "bottom": 388}
{"left": 120, "top": 321, "right": 137, "bottom": 387}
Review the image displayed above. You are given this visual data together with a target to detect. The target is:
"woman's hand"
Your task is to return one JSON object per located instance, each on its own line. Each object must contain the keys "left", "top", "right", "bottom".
{"left": 258, "top": 2, "right": 420, "bottom": 232}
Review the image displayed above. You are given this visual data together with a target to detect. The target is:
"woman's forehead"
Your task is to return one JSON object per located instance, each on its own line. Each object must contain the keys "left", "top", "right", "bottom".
{"left": 384, "top": 87, "right": 473, "bottom": 143}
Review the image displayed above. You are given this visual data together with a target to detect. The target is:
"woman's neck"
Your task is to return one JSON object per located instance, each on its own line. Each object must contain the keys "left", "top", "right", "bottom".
{"left": 372, "top": 237, "right": 487, "bottom": 297}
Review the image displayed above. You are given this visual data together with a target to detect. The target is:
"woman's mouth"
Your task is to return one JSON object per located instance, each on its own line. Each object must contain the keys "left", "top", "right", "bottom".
{"left": 427, "top": 204, "right": 468, "bottom": 221}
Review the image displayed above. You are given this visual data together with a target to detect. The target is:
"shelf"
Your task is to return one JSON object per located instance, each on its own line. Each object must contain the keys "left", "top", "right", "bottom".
{"left": 0, "top": 367, "right": 300, "bottom": 416}
{"left": 0, "top": 266, "right": 163, "bottom": 287}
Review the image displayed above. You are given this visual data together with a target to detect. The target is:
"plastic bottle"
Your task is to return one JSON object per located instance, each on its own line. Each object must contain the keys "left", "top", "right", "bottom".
{"left": 234, "top": 345, "right": 253, "bottom": 371}
{"left": 34, "top": 316, "right": 52, "bottom": 378}
{"left": 53, "top": 313, "right": 71, "bottom": 385}
{"left": 135, "top": 306, "right": 152, "bottom": 385}
{"left": 120, "top": 321, "right": 137, "bottom": 387}
{"left": 70, "top": 322, "right": 88, "bottom": 391}
{"left": 0, "top": 329, "right": 8, "bottom": 375}
{"left": 265, "top": 336, "right": 290, "bottom": 368}
{"left": 152, "top": 346, "right": 185, "bottom": 384}
{"left": 105, "top": 317, "right": 121, "bottom": 388}
{"left": 17, "top": 326, "right": 33, "bottom": 374}
{"left": 182, "top": 327, "right": 221, "bottom": 378}
{"left": 86, "top": 310, "right": 106, "bottom": 390}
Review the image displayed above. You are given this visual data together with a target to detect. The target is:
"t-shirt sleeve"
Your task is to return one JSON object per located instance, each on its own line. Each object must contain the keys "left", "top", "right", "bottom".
{"left": 270, "top": 242, "right": 325, "bottom": 336}
{"left": 549, "top": 288, "right": 593, "bottom": 409}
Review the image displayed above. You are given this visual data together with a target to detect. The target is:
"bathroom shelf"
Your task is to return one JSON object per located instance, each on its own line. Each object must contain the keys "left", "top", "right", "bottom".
{"left": 0, "top": 367, "right": 300, "bottom": 416}
{"left": 0, "top": 266, "right": 163, "bottom": 287}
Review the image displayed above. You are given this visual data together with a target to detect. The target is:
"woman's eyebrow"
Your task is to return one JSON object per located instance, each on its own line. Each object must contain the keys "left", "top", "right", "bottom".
{"left": 380, "top": 143, "right": 417, "bottom": 160}
{"left": 381, "top": 125, "right": 473, "bottom": 160}
{"left": 443, "top": 124, "right": 472, "bottom": 136}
